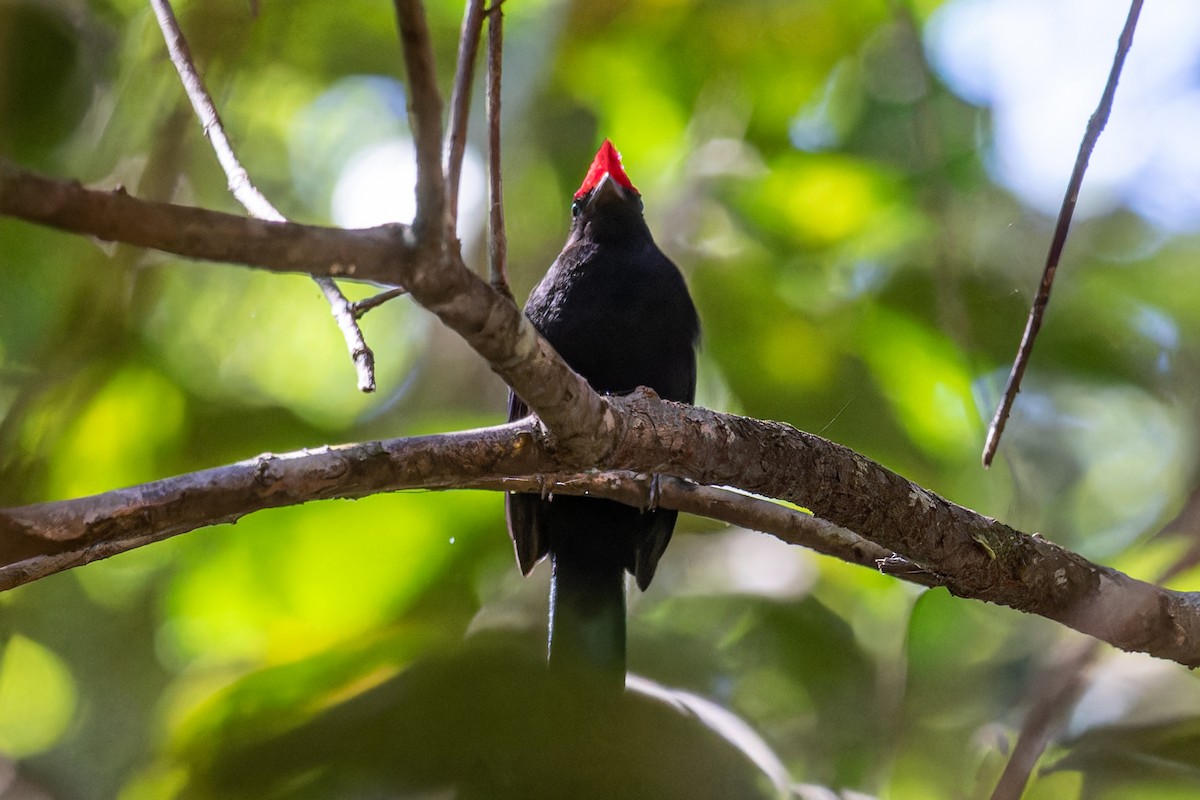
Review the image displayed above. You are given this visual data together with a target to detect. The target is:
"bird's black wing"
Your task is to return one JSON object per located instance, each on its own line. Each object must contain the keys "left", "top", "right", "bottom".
{"left": 632, "top": 506, "right": 676, "bottom": 591}
{"left": 504, "top": 392, "right": 547, "bottom": 575}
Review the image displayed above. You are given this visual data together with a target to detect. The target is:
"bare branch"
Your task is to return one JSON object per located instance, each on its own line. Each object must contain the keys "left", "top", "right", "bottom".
{"left": 149, "top": 0, "right": 278, "bottom": 221}
{"left": 314, "top": 280, "right": 377, "bottom": 391}
{"left": 0, "top": 441, "right": 896, "bottom": 596}
{"left": 4, "top": 394, "right": 1200, "bottom": 667}
{"left": 0, "top": 424, "right": 527, "bottom": 588}
{"left": 989, "top": 640, "right": 1100, "bottom": 800}
{"left": 493, "top": 473, "right": 913, "bottom": 580}
{"left": 352, "top": 287, "right": 410, "bottom": 319}
{"left": 485, "top": 1, "right": 510, "bottom": 296}
{"left": 150, "top": 0, "right": 378, "bottom": 391}
{"left": 990, "top": 486, "right": 1200, "bottom": 799}
{"left": 596, "top": 394, "right": 1200, "bottom": 667}
{"left": 0, "top": 163, "right": 417, "bottom": 282}
{"left": 394, "top": 0, "right": 447, "bottom": 236}
{"left": 983, "top": 0, "right": 1144, "bottom": 467}
{"left": 445, "top": 0, "right": 488, "bottom": 231}
{"left": 0, "top": 164, "right": 610, "bottom": 457}
{"left": 14, "top": 159, "right": 1194, "bottom": 668}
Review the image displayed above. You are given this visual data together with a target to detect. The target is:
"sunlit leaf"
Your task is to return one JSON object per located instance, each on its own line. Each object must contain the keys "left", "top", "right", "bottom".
{"left": 0, "top": 635, "right": 77, "bottom": 757}
{"left": 47, "top": 367, "right": 186, "bottom": 499}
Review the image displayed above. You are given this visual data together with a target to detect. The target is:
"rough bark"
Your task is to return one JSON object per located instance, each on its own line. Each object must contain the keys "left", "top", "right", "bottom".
{"left": 3, "top": 160, "right": 1199, "bottom": 667}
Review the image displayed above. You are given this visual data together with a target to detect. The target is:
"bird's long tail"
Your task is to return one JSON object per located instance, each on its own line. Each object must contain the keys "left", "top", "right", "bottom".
{"left": 548, "top": 539, "right": 626, "bottom": 688}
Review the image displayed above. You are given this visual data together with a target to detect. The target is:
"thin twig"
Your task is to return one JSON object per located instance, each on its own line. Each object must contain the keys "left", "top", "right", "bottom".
{"left": 352, "top": 287, "right": 410, "bottom": 319}
{"left": 485, "top": 1, "right": 510, "bottom": 297}
{"left": 149, "top": 1, "right": 272, "bottom": 220}
{"left": 321, "top": 281, "right": 378, "bottom": 390}
{"left": 393, "top": 0, "right": 447, "bottom": 237}
{"left": 987, "top": 472, "right": 1200, "bottom": 800}
{"left": 446, "top": 0, "right": 488, "bottom": 233}
{"left": 149, "top": 0, "right": 379, "bottom": 392}
{"left": 982, "top": 0, "right": 1143, "bottom": 467}
{"left": 989, "top": 639, "right": 1100, "bottom": 800}
{"left": 315, "top": 281, "right": 377, "bottom": 390}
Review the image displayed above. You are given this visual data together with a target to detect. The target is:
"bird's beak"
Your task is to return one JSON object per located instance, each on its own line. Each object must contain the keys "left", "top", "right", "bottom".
{"left": 587, "top": 173, "right": 628, "bottom": 209}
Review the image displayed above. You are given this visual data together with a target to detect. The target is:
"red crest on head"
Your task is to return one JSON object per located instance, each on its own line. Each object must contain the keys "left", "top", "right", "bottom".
{"left": 574, "top": 139, "right": 638, "bottom": 200}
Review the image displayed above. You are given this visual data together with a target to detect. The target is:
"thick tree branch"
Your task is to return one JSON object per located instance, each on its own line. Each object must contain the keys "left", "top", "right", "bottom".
{"left": 3, "top": 396, "right": 1199, "bottom": 667}
{"left": 0, "top": 163, "right": 418, "bottom": 282}
{"left": 0, "top": 423, "right": 900, "bottom": 593}
{"left": 0, "top": 424, "right": 527, "bottom": 586}
{"left": 600, "top": 395, "right": 1200, "bottom": 666}
{"left": 0, "top": 163, "right": 608, "bottom": 456}
{"left": 3, "top": 166, "right": 1198, "bottom": 665}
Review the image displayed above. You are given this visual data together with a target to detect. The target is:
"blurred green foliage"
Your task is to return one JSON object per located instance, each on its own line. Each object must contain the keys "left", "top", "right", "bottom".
{"left": 3, "top": 0, "right": 1200, "bottom": 797}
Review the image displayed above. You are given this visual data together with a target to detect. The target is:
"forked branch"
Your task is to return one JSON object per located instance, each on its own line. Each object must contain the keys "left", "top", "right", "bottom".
{"left": 150, "top": 0, "right": 381, "bottom": 392}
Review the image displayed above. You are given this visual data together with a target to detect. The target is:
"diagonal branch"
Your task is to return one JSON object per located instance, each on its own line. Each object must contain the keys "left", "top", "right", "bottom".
{"left": 0, "top": 425, "right": 903, "bottom": 594}
{"left": 988, "top": 639, "right": 1100, "bottom": 800}
{"left": 12, "top": 159, "right": 1197, "bottom": 665}
{"left": 445, "top": 0, "right": 488, "bottom": 232}
{"left": 394, "top": 0, "right": 447, "bottom": 236}
{"left": 150, "top": 0, "right": 380, "bottom": 392}
{"left": 982, "top": 0, "right": 1144, "bottom": 467}
{"left": 0, "top": 164, "right": 610, "bottom": 457}
{"left": 3, "top": 393, "right": 1200, "bottom": 667}
{"left": 988, "top": 488, "right": 1200, "bottom": 799}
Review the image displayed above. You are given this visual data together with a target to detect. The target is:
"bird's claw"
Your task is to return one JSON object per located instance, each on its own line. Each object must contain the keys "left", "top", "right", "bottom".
{"left": 646, "top": 473, "right": 662, "bottom": 512}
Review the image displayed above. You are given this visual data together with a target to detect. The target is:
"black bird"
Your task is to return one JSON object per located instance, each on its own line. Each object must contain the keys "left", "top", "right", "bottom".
{"left": 506, "top": 140, "right": 700, "bottom": 684}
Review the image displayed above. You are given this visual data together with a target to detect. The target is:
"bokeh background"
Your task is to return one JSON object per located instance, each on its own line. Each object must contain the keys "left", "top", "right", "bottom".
{"left": 4, "top": 0, "right": 1200, "bottom": 797}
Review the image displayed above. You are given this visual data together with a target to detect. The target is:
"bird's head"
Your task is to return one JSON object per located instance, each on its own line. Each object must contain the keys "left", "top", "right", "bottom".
{"left": 569, "top": 139, "right": 648, "bottom": 242}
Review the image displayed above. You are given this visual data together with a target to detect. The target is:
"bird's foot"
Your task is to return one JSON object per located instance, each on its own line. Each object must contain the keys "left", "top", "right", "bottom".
{"left": 646, "top": 473, "right": 662, "bottom": 512}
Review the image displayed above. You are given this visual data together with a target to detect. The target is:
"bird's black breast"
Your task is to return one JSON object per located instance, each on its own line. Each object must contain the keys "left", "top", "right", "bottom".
{"left": 524, "top": 238, "right": 699, "bottom": 403}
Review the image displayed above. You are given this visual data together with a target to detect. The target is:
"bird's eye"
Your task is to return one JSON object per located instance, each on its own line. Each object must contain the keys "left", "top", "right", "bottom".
{"left": 571, "top": 199, "right": 583, "bottom": 218}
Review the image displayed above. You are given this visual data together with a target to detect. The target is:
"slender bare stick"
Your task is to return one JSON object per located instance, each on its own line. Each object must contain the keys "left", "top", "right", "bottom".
{"left": 352, "top": 287, "right": 410, "bottom": 319}
{"left": 982, "top": 0, "right": 1143, "bottom": 467}
{"left": 485, "top": 1, "right": 510, "bottom": 296}
{"left": 393, "top": 0, "right": 447, "bottom": 237}
{"left": 149, "top": 0, "right": 379, "bottom": 391}
{"left": 988, "top": 486, "right": 1200, "bottom": 799}
{"left": 313, "top": 280, "right": 377, "bottom": 390}
{"left": 446, "top": 0, "right": 488, "bottom": 232}
{"left": 988, "top": 639, "right": 1100, "bottom": 800}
